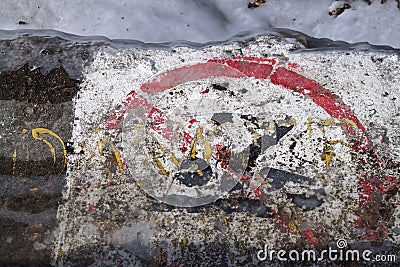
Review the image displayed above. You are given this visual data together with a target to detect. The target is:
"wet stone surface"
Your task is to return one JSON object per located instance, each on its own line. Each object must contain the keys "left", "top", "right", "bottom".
{"left": 0, "top": 37, "right": 89, "bottom": 265}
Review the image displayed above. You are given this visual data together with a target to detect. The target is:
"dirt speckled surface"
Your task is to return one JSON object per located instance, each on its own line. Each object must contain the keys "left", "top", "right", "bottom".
{"left": 0, "top": 37, "right": 86, "bottom": 265}
{"left": 1, "top": 33, "right": 399, "bottom": 266}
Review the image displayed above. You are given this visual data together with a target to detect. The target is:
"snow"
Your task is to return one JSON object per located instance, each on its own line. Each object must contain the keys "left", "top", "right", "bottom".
{"left": 0, "top": 0, "right": 399, "bottom": 48}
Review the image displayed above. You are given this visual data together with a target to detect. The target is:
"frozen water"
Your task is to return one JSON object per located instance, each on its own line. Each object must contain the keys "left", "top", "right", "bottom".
{"left": 0, "top": 0, "right": 399, "bottom": 47}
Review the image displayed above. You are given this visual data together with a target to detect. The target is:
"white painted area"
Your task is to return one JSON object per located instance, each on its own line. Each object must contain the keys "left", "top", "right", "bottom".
{"left": 288, "top": 52, "right": 400, "bottom": 159}
{"left": 54, "top": 35, "right": 400, "bottom": 265}
{"left": 0, "top": 0, "right": 399, "bottom": 48}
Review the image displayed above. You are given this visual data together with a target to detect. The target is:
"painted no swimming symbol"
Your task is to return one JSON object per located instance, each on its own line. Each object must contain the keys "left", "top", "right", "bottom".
{"left": 106, "top": 57, "right": 369, "bottom": 208}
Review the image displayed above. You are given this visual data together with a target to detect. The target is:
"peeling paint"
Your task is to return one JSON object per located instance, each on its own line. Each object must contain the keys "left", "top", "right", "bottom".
{"left": 54, "top": 35, "right": 399, "bottom": 266}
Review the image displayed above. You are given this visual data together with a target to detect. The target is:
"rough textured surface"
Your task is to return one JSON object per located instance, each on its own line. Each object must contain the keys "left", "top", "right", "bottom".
{"left": 0, "top": 33, "right": 398, "bottom": 266}
{"left": 0, "top": 38, "right": 88, "bottom": 266}
{"left": 51, "top": 34, "right": 399, "bottom": 266}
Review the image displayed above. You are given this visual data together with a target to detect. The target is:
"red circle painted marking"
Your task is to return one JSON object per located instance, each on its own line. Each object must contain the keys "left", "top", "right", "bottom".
{"left": 110, "top": 57, "right": 368, "bottom": 149}
{"left": 104, "top": 57, "right": 396, "bottom": 241}
{"left": 140, "top": 62, "right": 247, "bottom": 94}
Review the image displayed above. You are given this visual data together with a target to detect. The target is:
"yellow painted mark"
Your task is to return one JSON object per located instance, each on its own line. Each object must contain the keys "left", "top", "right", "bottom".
{"left": 171, "top": 152, "right": 180, "bottom": 166}
{"left": 148, "top": 137, "right": 180, "bottom": 172}
{"left": 58, "top": 248, "right": 64, "bottom": 258}
{"left": 193, "top": 163, "right": 203, "bottom": 176}
{"left": 306, "top": 118, "right": 357, "bottom": 178}
{"left": 190, "top": 142, "right": 196, "bottom": 159}
{"left": 278, "top": 117, "right": 296, "bottom": 128}
{"left": 288, "top": 221, "right": 298, "bottom": 234}
{"left": 97, "top": 137, "right": 124, "bottom": 175}
{"left": 189, "top": 134, "right": 197, "bottom": 159}
{"left": 253, "top": 132, "right": 260, "bottom": 147}
{"left": 181, "top": 236, "right": 188, "bottom": 252}
{"left": 345, "top": 119, "right": 357, "bottom": 128}
{"left": 21, "top": 128, "right": 28, "bottom": 134}
{"left": 322, "top": 139, "right": 352, "bottom": 181}
{"left": 289, "top": 117, "right": 297, "bottom": 128}
{"left": 322, "top": 143, "right": 335, "bottom": 171}
{"left": 324, "top": 118, "right": 336, "bottom": 127}
{"left": 189, "top": 126, "right": 204, "bottom": 159}
{"left": 203, "top": 139, "right": 212, "bottom": 163}
{"left": 32, "top": 128, "right": 67, "bottom": 166}
{"left": 12, "top": 149, "right": 17, "bottom": 175}
{"left": 322, "top": 139, "right": 351, "bottom": 173}
{"left": 268, "top": 121, "right": 276, "bottom": 133}
{"left": 150, "top": 150, "right": 169, "bottom": 176}
{"left": 110, "top": 142, "right": 123, "bottom": 174}
{"left": 323, "top": 117, "right": 357, "bottom": 128}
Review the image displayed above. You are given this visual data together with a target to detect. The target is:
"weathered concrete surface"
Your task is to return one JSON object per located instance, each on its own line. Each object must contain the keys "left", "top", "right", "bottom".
{"left": 52, "top": 35, "right": 399, "bottom": 266}
{"left": 1, "top": 33, "right": 399, "bottom": 266}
